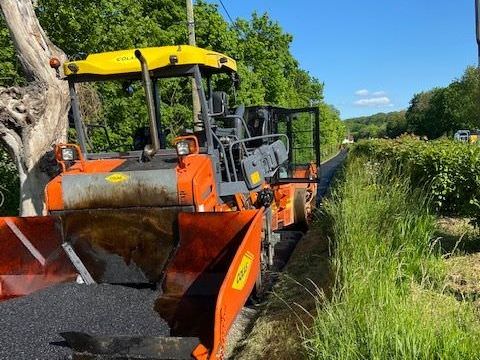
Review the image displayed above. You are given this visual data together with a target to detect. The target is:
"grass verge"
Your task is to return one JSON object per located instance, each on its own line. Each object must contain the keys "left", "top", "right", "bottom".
{"left": 306, "top": 156, "right": 480, "bottom": 359}
{"left": 232, "top": 215, "right": 335, "bottom": 360}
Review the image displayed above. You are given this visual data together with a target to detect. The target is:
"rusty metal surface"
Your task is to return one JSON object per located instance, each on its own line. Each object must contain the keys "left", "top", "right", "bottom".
{"left": 62, "top": 169, "right": 180, "bottom": 210}
{"left": 61, "top": 207, "right": 192, "bottom": 284}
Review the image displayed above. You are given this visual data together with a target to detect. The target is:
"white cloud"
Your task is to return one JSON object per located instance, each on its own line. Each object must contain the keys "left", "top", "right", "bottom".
{"left": 372, "top": 91, "right": 387, "bottom": 96}
{"left": 355, "top": 89, "right": 369, "bottom": 96}
{"left": 354, "top": 96, "right": 392, "bottom": 107}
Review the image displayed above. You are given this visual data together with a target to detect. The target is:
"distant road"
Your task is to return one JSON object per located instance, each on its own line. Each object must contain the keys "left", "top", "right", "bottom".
{"left": 318, "top": 149, "right": 348, "bottom": 198}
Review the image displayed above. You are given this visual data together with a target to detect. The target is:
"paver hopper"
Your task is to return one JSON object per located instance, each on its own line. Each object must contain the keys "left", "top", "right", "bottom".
{"left": 0, "top": 208, "right": 263, "bottom": 359}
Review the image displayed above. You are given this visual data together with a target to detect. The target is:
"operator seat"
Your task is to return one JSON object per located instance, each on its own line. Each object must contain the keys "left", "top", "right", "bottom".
{"left": 247, "top": 108, "right": 270, "bottom": 147}
{"left": 211, "top": 92, "right": 245, "bottom": 141}
{"left": 133, "top": 126, "right": 167, "bottom": 150}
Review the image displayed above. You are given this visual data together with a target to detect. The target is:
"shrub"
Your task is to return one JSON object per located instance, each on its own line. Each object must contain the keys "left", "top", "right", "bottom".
{"left": 0, "top": 147, "right": 19, "bottom": 216}
{"left": 352, "top": 136, "right": 480, "bottom": 219}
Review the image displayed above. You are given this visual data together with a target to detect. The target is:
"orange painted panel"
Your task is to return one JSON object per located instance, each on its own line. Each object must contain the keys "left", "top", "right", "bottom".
{"left": 0, "top": 216, "right": 77, "bottom": 300}
{"left": 155, "top": 210, "right": 262, "bottom": 359}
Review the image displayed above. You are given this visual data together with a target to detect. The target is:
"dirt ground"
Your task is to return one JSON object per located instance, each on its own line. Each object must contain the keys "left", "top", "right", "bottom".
{"left": 437, "top": 217, "right": 480, "bottom": 309}
{"left": 230, "top": 214, "right": 334, "bottom": 360}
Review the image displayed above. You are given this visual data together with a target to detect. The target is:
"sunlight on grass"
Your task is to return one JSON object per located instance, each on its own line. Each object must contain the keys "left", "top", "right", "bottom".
{"left": 305, "top": 157, "right": 480, "bottom": 359}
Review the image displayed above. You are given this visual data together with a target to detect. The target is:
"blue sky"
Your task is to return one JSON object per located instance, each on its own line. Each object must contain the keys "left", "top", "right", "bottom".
{"left": 208, "top": 0, "right": 477, "bottom": 119}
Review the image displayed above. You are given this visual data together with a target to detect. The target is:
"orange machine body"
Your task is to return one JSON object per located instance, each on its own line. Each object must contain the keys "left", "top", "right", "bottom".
{"left": 44, "top": 144, "right": 314, "bottom": 232}
{"left": 1, "top": 148, "right": 315, "bottom": 360}
{"left": 45, "top": 154, "right": 220, "bottom": 214}
{"left": 38, "top": 143, "right": 311, "bottom": 360}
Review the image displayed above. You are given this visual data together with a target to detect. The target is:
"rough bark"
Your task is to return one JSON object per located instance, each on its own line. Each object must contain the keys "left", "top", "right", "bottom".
{"left": 0, "top": 0, "right": 69, "bottom": 215}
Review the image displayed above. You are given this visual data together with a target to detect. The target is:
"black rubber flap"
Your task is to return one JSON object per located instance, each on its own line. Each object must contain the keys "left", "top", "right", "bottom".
{"left": 61, "top": 332, "right": 200, "bottom": 360}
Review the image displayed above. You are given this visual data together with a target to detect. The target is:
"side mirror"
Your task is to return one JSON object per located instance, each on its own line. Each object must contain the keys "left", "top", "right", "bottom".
{"left": 212, "top": 91, "right": 229, "bottom": 116}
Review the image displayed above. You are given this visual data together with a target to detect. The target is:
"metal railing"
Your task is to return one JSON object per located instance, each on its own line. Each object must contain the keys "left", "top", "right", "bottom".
{"left": 228, "top": 134, "right": 289, "bottom": 182}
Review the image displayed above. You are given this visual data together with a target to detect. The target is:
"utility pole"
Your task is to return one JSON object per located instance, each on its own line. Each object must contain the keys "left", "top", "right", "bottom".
{"left": 186, "top": 0, "right": 202, "bottom": 130}
{"left": 476, "top": 0, "right": 480, "bottom": 67}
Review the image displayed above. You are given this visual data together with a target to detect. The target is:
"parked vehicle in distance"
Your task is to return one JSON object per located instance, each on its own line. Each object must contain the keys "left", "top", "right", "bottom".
{"left": 454, "top": 129, "right": 479, "bottom": 144}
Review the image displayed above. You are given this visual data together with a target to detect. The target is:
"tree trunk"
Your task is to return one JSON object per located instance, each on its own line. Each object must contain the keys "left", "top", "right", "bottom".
{"left": 0, "top": 0, "right": 69, "bottom": 216}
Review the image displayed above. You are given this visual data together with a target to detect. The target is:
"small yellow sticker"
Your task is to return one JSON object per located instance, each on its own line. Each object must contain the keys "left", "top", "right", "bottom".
{"left": 105, "top": 173, "right": 129, "bottom": 183}
{"left": 232, "top": 251, "right": 254, "bottom": 291}
{"left": 250, "top": 171, "right": 261, "bottom": 184}
{"left": 285, "top": 199, "right": 293, "bottom": 209}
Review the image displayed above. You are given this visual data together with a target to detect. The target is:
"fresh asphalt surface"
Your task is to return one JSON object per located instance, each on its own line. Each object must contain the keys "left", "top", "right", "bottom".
{"left": 0, "top": 284, "right": 169, "bottom": 359}
{"left": 318, "top": 149, "right": 348, "bottom": 199}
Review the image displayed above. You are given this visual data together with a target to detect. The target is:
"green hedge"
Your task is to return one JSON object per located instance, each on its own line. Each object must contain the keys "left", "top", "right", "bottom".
{"left": 352, "top": 136, "right": 480, "bottom": 218}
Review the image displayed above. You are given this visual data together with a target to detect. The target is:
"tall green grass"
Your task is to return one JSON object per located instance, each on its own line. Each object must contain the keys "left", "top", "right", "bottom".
{"left": 305, "top": 157, "right": 480, "bottom": 359}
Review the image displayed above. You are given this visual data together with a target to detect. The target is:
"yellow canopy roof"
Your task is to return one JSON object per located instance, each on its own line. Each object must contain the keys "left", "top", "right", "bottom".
{"left": 63, "top": 45, "right": 237, "bottom": 80}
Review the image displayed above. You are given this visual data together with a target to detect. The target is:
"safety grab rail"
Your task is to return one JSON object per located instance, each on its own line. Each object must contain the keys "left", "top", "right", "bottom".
{"left": 211, "top": 131, "right": 233, "bottom": 182}
{"left": 228, "top": 134, "right": 290, "bottom": 182}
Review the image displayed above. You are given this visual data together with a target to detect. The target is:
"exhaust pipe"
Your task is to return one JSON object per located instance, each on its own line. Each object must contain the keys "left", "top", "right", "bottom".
{"left": 135, "top": 50, "right": 160, "bottom": 153}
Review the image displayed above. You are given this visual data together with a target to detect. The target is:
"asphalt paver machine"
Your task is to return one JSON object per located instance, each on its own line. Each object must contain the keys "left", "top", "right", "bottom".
{"left": 0, "top": 45, "right": 320, "bottom": 359}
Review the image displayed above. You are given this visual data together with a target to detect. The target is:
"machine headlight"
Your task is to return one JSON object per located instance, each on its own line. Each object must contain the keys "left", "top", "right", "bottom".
{"left": 176, "top": 141, "right": 190, "bottom": 156}
{"left": 174, "top": 136, "right": 198, "bottom": 159}
{"left": 61, "top": 148, "right": 75, "bottom": 161}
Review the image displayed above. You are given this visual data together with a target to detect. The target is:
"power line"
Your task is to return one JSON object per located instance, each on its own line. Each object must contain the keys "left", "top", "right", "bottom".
{"left": 218, "top": 0, "right": 235, "bottom": 25}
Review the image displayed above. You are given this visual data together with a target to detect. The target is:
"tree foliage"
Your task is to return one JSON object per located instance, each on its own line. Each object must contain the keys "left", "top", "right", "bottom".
{"left": 406, "top": 67, "right": 480, "bottom": 139}
{"left": 0, "top": 13, "right": 24, "bottom": 85}
{"left": 0, "top": 146, "right": 19, "bottom": 216}
{"left": 33, "top": 1, "right": 331, "bottom": 149}
{"left": 344, "top": 111, "right": 407, "bottom": 140}
{"left": 320, "top": 104, "right": 346, "bottom": 145}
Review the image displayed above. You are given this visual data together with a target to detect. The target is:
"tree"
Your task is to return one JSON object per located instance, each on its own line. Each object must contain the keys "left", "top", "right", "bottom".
{"left": 0, "top": 14, "right": 23, "bottom": 86}
{"left": 344, "top": 111, "right": 405, "bottom": 140}
{"left": 320, "top": 104, "right": 345, "bottom": 144}
{"left": 0, "top": 0, "right": 69, "bottom": 215}
{"left": 36, "top": 0, "right": 191, "bottom": 147}
{"left": 385, "top": 111, "right": 407, "bottom": 138}
{"left": 406, "top": 89, "right": 445, "bottom": 138}
{"left": 442, "top": 67, "right": 480, "bottom": 132}
{"left": 405, "top": 67, "right": 480, "bottom": 139}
